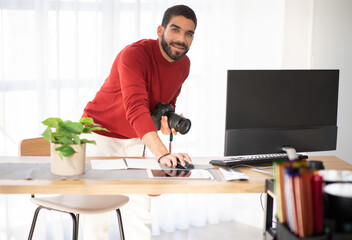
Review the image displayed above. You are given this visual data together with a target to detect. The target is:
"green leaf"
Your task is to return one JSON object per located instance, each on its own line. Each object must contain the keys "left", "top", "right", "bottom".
{"left": 60, "top": 136, "right": 74, "bottom": 145}
{"left": 55, "top": 144, "right": 76, "bottom": 157}
{"left": 58, "top": 151, "right": 64, "bottom": 160}
{"left": 42, "top": 118, "right": 63, "bottom": 128}
{"left": 81, "top": 139, "right": 96, "bottom": 145}
{"left": 80, "top": 117, "right": 94, "bottom": 125}
{"left": 88, "top": 123, "right": 103, "bottom": 128}
{"left": 89, "top": 126, "right": 110, "bottom": 132}
{"left": 82, "top": 127, "right": 92, "bottom": 134}
{"left": 62, "top": 122, "right": 84, "bottom": 134}
{"left": 52, "top": 132, "right": 63, "bottom": 143}
{"left": 72, "top": 135, "right": 81, "bottom": 145}
{"left": 42, "top": 127, "right": 52, "bottom": 142}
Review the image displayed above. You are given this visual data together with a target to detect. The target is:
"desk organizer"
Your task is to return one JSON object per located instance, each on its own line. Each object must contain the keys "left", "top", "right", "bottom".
{"left": 276, "top": 218, "right": 352, "bottom": 240}
{"left": 330, "top": 233, "right": 352, "bottom": 240}
{"left": 276, "top": 222, "right": 328, "bottom": 240}
{"left": 265, "top": 179, "right": 352, "bottom": 240}
{"left": 324, "top": 218, "right": 352, "bottom": 240}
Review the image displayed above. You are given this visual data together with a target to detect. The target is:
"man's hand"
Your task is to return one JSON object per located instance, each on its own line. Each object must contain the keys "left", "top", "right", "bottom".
{"left": 141, "top": 131, "right": 192, "bottom": 169}
{"left": 160, "top": 116, "right": 177, "bottom": 135}
{"left": 158, "top": 153, "right": 192, "bottom": 168}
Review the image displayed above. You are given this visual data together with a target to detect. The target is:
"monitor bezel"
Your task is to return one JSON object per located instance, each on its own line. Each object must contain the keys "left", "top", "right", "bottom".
{"left": 224, "top": 69, "right": 339, "bottom": 156}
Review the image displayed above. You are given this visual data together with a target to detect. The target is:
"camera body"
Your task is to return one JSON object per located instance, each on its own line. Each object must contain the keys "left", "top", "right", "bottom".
{"left": 151, "top": 102, "right": 191, "bottom": 135}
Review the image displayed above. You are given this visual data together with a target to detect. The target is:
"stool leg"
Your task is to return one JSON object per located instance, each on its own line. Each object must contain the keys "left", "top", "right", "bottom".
{"left": 116, "top": 209, "right": 125, "bottom": 240}
{"left": 28, "top": 206, "right": 43, "bottom": 240}
{"left": 69, "top": 213, "right": 79, "bottom": 240}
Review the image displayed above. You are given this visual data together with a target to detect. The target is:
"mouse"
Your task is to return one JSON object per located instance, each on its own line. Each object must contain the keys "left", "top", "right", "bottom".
{"left": 176, "top": 159, "right": 194, "bottom": 170}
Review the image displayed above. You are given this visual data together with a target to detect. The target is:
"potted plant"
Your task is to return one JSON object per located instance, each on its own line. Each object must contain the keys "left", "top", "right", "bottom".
{"left": 42, "top": 117, "right": 107, "bottom": 176}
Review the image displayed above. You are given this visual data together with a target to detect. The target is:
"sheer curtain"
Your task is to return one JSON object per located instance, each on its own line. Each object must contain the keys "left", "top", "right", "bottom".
{"left": 1, "top": 0, "right": 303, "bottom": 239}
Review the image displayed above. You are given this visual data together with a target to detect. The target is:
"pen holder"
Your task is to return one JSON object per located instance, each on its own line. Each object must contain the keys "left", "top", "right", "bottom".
{"left": 323, "top": 183, "right": 352, "bottom": 240}
{"left": 276, "top": 222, "right": 328, "bottom": 240}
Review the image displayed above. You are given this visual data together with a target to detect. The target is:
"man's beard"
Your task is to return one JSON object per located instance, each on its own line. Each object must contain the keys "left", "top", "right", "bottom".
{"left": 161, "top": 35, "right": 189, "bottom": 61}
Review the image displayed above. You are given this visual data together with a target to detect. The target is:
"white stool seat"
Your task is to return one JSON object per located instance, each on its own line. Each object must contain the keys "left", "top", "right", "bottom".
{"left": 31, "top": 195, "right": 129, "bottom": 215}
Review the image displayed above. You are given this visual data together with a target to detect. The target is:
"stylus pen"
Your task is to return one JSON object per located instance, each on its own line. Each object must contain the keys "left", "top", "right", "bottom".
{"left": 123, "top": 158, "right": 128, "bottom": 168}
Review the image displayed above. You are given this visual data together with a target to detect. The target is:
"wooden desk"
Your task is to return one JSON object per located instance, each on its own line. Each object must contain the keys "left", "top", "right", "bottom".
{"left": 0, "top": 156, "right": 351, "bottom": 195}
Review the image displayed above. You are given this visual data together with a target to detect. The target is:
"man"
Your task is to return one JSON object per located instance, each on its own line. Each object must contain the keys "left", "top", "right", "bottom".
{"left": 82, "top": 5, "right": 197, "bottom": 239}
{"left": 83, "top": 4, "right": 196, "bottom": 168}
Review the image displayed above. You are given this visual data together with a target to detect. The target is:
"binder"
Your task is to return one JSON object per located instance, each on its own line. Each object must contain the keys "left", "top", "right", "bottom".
{"left": 274, "top": 161, "right": 287, "bottom": 223}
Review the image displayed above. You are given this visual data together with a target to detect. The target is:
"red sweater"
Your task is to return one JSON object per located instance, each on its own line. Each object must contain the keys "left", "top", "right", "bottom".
{"left": 83, "top": 39, "right": 190, "bottom": 139}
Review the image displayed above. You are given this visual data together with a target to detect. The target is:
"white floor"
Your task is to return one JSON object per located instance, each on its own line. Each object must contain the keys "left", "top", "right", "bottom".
{"left": 152, "top": 221, "right": 263, "bottom": 240}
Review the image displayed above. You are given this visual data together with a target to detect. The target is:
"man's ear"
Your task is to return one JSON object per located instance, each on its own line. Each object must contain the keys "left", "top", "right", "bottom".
{"left": 157, "top": 25, "right": 164, "bottom": 38}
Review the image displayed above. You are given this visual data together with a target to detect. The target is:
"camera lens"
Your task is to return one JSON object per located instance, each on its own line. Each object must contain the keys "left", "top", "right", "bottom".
{"left": 177, "top": 118, "right": 191, "bottom": 134}
{"left": 168, "top": 113, "right": 191, "bottom": 134}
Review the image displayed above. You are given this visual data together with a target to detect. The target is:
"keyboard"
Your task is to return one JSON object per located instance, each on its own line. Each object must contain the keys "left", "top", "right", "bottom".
{"left": 209, "top": 153, "right": 308, "bottom": 167}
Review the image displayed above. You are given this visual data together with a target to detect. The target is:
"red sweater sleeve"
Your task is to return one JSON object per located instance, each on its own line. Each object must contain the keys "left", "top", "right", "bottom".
{"left": 118, "top": 46, "right": 157, "bottom": 138}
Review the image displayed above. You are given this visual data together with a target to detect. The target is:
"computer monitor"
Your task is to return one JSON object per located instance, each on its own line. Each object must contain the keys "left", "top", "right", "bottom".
{"left": 224, "top": 69, "right": 339, "bottom": 156}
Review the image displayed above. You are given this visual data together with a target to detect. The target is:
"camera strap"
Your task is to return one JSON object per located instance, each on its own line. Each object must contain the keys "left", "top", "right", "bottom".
{"left": 142, "top": 144, "right": 146, "bottom": 157}
{"left": 169, "top": 133, "right": 173, "bottom": 153}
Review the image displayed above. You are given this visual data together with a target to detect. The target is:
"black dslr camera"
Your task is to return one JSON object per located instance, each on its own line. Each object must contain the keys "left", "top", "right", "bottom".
{"left": 151, "top": 103, "right": 191, "bottom": 135}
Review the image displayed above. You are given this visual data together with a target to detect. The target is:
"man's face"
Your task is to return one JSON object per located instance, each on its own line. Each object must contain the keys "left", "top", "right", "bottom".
{"left": 158, "top": 16, "right": 195, "bottom": 62}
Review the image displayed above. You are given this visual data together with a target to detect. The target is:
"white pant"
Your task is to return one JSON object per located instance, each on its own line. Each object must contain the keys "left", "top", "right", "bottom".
{"left": 81, "top": 133, "right": 152, "bottom": 240}
{"left": 86, "top": 133, "right": 145, "bottom": 157}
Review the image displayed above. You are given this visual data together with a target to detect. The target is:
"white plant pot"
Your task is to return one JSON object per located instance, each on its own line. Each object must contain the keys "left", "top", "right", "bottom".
{"left": 50, "top": 143, "right": 86, "bottom": 176}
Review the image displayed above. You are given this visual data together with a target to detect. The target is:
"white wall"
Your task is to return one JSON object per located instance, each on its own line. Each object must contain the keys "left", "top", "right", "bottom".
{"left": 237, "top": 0, "right": 352, "bottom": 230}
{"left": 311, "top": 0, "right": 352, "bottom": 164}
{"left": 282, "top": 0, "right": 314, "bottom": 67}
{"left": 282, "top": 0, "right": 351, "bottom": 163}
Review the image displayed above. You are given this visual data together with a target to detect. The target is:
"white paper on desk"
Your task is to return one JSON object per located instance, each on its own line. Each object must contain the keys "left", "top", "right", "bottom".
{"left": 219, "top": 168, "right": 249, "bottom": 181}
{"left": 90, "top": 159, "right": 127, "bottom": 170}
{"left": 125, "top": 158, "right": 162, "bottom": 170}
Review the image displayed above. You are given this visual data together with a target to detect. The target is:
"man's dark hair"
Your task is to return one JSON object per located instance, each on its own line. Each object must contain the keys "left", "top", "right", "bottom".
{"left": 161, "top": 5, "right": 197, "bottom": 29}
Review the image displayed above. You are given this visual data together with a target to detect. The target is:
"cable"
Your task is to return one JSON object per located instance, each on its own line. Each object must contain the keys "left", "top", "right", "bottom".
{"left": 260, "top": 191, "right": 277, "bottom": 225}
{"left": 260, "top": 192, "right": 265, "bottom": 212}
{"left": 233, "top": 164, "right": 277, "bottom": 225}
{"left": 231, "top": 164, "right": 273, "bottom": 175}
{"left": 230, "top": 164, "right": 254, "bottom": 169}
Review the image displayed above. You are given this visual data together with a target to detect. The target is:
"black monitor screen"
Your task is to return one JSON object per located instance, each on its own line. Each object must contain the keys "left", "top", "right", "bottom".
{"left": 225, "top": 69, "right": 339, "bottom": 156}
